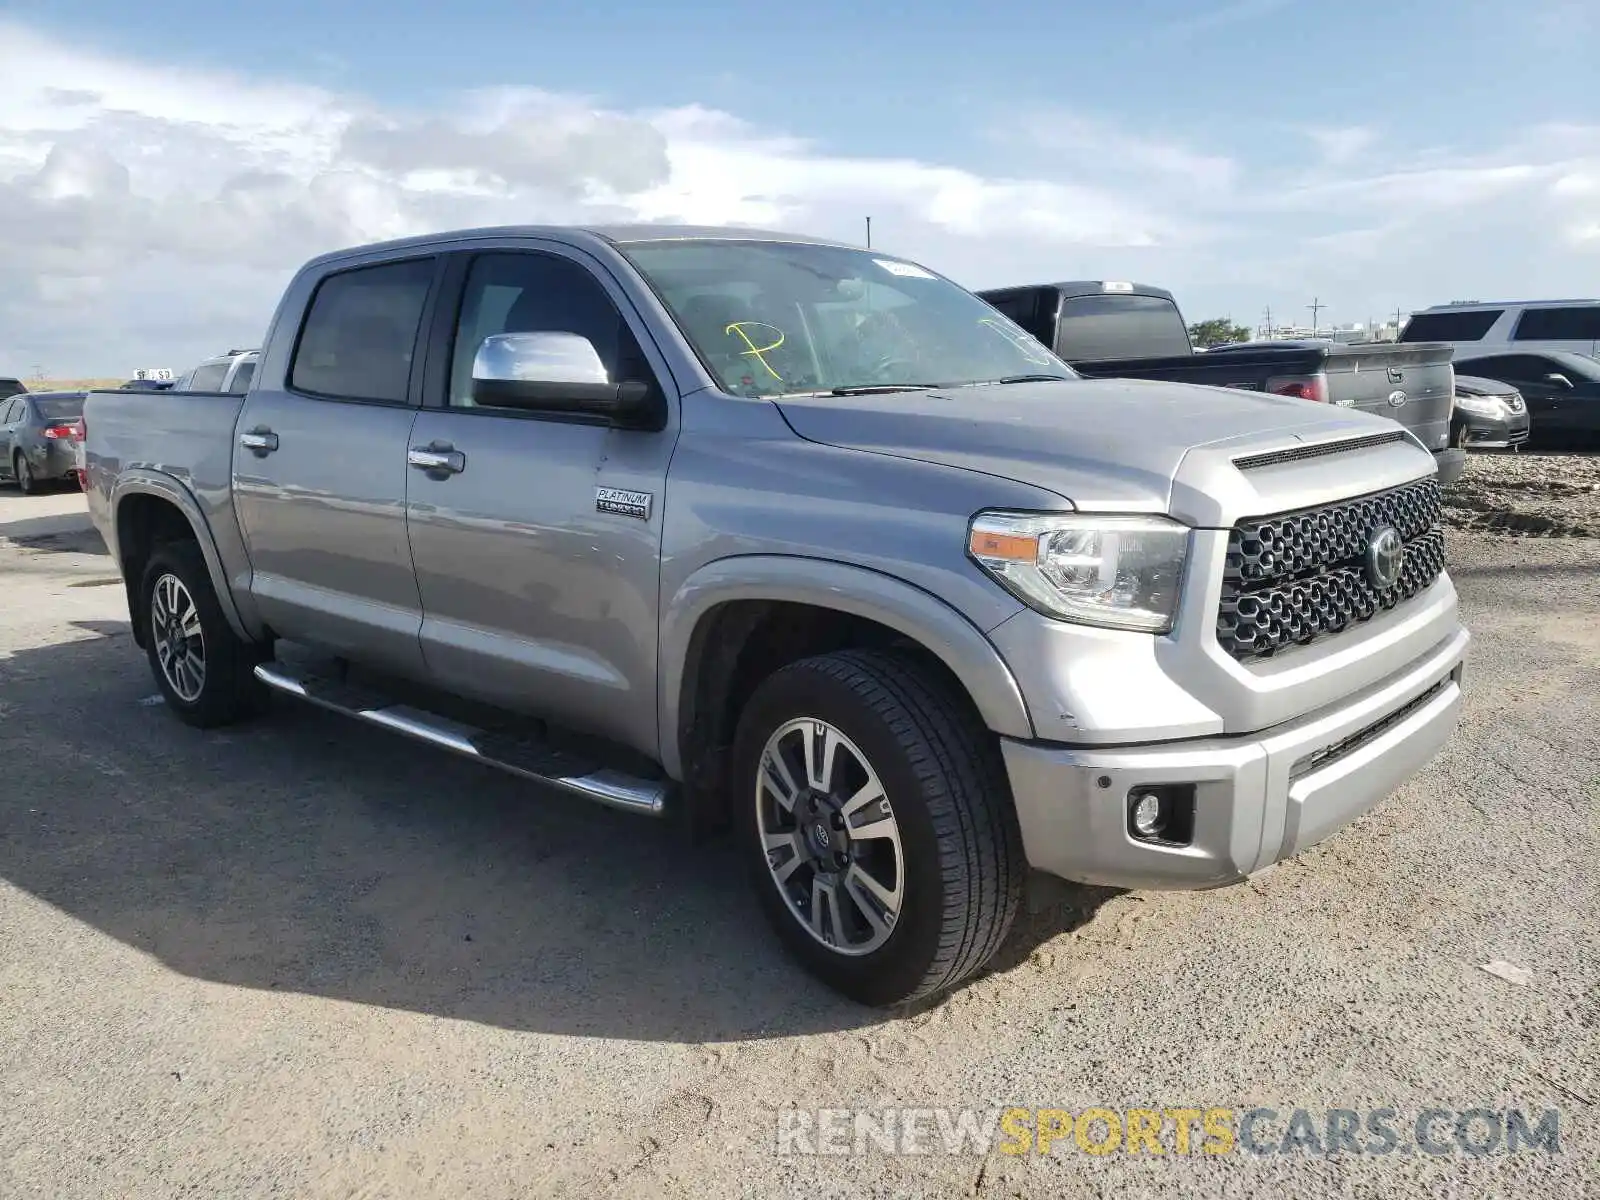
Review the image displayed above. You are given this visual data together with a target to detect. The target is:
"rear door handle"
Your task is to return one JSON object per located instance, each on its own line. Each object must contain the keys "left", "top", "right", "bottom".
{"left": 408, "top": 443, "right": 466, "bottom": 475}
{"left": 240, "top": 427, "right": 278, "bottom": 455}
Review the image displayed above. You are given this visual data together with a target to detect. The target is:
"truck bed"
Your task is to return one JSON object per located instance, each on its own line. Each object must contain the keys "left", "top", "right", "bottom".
{"left": 977, "top": 280, "right": 1461, "bottom": 476}
{"left": 82, "top": 388, "right": 246, "bottom": 539}
{"left": 1069, "top": 344, "right": 1327, "bottom": 389}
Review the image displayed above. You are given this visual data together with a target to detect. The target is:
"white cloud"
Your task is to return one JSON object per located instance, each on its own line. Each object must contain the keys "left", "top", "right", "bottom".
{"left": 0, "top": 18, "right": 1596, "bottom": 375}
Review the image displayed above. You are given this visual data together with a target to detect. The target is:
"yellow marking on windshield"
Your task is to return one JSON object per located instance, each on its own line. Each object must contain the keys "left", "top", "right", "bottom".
{"left": 726, "top": 321, "right": 786, "bottom": 381}
{"left": 979, "top": 317, "right": 1054, "bottom": 366}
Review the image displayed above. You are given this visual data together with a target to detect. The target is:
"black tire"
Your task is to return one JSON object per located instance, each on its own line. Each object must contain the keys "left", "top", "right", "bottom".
{"left": 13, "top": 452, "right": 36, "bottom": 495}
{"left": 731, "top": 649, "right": 1023, "bottom": 1006}
{"left": 140, "top": 540, "right": 268, "bottom": 729}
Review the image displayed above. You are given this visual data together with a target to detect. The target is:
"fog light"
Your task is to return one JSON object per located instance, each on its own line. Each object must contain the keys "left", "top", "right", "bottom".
{"left": 1130, "top": 791, "right": 1165, "bottom": 838}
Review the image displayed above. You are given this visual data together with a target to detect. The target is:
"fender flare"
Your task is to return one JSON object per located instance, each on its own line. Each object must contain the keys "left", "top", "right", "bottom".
{"left": 658, "top": 554, "right": 1036, "bottom": 779}
{"left": 110, "top": 470, "right": 254, "bottom": 642}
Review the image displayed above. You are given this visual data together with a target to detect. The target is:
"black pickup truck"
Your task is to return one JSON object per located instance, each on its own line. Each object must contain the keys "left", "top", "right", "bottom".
{"left": 977, "top": 280, "right": 1466, "bottom": 485}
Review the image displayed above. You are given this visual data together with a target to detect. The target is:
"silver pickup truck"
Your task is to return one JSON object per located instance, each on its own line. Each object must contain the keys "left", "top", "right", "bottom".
{"left": 84, "top": 225, "right": 1469, "bottom": 1006}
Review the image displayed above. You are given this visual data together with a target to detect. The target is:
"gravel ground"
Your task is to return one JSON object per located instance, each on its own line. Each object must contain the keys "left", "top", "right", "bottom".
{"left": 1443, "top": 452, "right": 1600, "bottom": 537}
{"left": 0, "top": 489, "right": 1595, "bottom": 1199}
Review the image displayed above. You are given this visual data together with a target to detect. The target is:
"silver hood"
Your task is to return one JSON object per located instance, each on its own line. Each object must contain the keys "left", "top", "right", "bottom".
{"left": 776, "top": 377, "right": 1422, "bottom": 519}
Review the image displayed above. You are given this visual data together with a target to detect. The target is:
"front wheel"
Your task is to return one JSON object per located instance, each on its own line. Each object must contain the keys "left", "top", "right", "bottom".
{"left": 732, "top": 650, "right": 1024, "bottom": 1006}
{"left": 13, "top": 452, "right": 36, "bottom": 495}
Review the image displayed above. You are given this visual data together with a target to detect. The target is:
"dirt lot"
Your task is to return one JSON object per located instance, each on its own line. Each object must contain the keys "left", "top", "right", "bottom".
{"left": 1, "top": 484, "right": 1595, "bottom": 1199}
{"left": 1443, "top": 452, "right": 1600, "bottom": 538}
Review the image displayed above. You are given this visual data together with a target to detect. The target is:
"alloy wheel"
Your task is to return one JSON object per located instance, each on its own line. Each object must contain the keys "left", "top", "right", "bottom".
{"left": 755, "top": 718, "right": 905, "bottom": 956}
{"left": 150, "top": 572, "right": 207, "bottom": 702}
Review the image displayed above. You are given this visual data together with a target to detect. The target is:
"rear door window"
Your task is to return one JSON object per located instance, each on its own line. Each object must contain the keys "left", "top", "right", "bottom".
{"left": 1511, "top": 307, "right": 1600, "bottom": 343}
{"left": 1399, "top": 310, "right": 1503, "bottom": 342}
{"left": 290, "top": 257, "right": 435, "bottom": 403}
{"left": 1054, "top": 294, "right": 1191, "bottom": 361}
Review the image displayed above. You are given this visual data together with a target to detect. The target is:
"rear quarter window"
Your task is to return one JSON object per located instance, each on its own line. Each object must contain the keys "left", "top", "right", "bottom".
{"left": 1511, "top": 307, "right": 1600, "bottom": 343}
{"left": 979, "top": 289, "right": 1054, "bottom": 345}
{"left": 227, "top": 360, "right": 257, "bottom": 393}
{"left": 1399, "top": 310, "right": 1503, "bottom": 342}
{"left": 187, "top": 362, "right": 230, "bottom": 392}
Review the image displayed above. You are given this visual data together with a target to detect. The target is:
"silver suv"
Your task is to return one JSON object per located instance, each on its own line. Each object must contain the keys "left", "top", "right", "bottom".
{"left": 175, "top": 349, "right": 260, "bottom": 394}
{"left": 1402, "top": 299, "right": 1600, "bottom": 358}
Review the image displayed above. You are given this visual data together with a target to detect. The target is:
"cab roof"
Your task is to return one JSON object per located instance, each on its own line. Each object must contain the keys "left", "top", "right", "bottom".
{"left": 301, "top": 224, "right": 857, "bottom": 271}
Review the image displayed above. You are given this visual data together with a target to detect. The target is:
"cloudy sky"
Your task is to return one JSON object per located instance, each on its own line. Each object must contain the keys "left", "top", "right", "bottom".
{"left": 1, "top": 0, "right": 1596, "bottom": 377}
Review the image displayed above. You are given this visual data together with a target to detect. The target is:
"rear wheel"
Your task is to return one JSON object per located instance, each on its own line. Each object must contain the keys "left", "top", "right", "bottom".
{"left": 13, "top": 452, "right": 36, "bottom": 495}
{"left": 732, "top": 649, "right": 1023, "bottom": 1006}
{"left": 140, "top": 541, "right": 268, "bottom": 728}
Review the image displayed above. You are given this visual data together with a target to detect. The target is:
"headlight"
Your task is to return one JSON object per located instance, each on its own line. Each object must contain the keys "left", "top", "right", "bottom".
{"left": 967, "top": 511, "right": 1190, "bottom": 632}
{"left": 1454, "top": 394, "right": 1507, "bottom": 417}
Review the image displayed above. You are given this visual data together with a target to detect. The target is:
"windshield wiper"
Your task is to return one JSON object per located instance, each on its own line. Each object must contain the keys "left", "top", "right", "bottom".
{"left": 827, "top": 383, "right": 942, "bottom": 395}
{"left": 993, "top": 373, "right": 1075, "bottom": 384}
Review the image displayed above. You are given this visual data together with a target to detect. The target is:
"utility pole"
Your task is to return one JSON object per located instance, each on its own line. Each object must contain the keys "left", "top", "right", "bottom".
{"left": 1307, "top": 297, "right": 1325, "bottom": 336}
{"left": 1263, "top": 305, "right": 1273, "bottom": 339}
{"left": 865, "top": 216, "right": 872, "bottom": 249}
{"left": 30, "top": 363, "right": 43, "bottom": 382}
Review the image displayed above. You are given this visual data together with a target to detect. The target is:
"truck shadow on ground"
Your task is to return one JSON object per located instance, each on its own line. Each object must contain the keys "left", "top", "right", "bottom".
{"left": 0, "top": 516, "right": 107, "bottom": 554}
{"left": 0, "top": 621, "right": 1113, "bottom": 1043}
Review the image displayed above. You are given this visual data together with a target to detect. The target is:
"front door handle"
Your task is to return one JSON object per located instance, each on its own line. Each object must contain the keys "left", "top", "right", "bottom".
{"left": 240, "top": 427, "right": 279, "bottom": 455}
{"left": 408, "top": 443, "right": 466, "bottom": 475}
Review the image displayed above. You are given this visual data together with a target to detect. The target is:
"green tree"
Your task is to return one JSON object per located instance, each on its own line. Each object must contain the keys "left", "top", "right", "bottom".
{"left": 1188, "top": 318, "right": 1253, "bottom": 348}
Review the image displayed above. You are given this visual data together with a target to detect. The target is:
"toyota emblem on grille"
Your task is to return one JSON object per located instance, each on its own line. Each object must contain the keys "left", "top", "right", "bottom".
{"left": 1365, "top": 525, "right": 1404, "bottom": 590}
{"left": 1386, "top": 367, "right": 1404, "bottom": 384}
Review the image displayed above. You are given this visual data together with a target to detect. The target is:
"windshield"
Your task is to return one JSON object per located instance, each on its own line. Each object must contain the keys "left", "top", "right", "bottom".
{"left": 620, "top": 239, "right": 1076, "bottom": 396}
{"left": 34, "top": 396, "right": 84, "bottom": 420}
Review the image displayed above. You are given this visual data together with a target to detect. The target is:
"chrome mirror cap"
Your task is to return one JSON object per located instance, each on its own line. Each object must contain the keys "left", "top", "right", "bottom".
{"left": 472, "top": 331, "right": 610, "bottom": 387}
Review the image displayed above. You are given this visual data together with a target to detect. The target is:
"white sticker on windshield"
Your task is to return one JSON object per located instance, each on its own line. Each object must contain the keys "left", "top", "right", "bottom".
{"left": 874, "top": 258, "right": 936, "bottom": 280}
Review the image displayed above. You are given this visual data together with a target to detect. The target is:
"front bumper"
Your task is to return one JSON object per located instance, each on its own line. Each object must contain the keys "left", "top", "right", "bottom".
{"left": 1431, "top": 446, "right": 1468, "bottom": 485}
{"left": 1455, "top": 409, "right": 1530, "bottom": 451}
{"left": 1002, "top": 625, "right": 1468, "bottom": 890}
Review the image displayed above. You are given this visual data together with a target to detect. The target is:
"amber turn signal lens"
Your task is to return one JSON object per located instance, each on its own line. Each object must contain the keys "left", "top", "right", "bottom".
{"left": 968, "top": 529, "right": 1038, "bottom": 562}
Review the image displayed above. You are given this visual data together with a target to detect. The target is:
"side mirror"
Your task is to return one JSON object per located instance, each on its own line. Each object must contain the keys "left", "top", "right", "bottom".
{"left": 471, "top": 332, "right": 662, "bottom": 427}
{"left": 1543, "top": 372, "right": 1574, "bottom": 390}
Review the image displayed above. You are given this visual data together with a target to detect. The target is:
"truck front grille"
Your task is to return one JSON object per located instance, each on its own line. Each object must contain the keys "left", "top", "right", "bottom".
{"left": 1216, "top": 478, "right": 1444, "bottom": 661}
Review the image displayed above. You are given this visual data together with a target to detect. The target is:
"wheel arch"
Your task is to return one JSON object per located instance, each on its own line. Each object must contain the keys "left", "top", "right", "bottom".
{"left": 661, "top": 556, "right": 1035, "bottom": 831}
{"left": 112, "top": 473, "right": 252, "bottom": 649}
